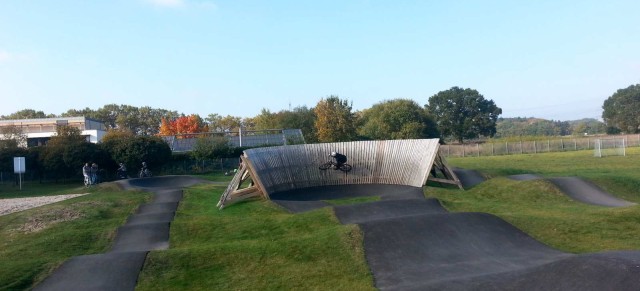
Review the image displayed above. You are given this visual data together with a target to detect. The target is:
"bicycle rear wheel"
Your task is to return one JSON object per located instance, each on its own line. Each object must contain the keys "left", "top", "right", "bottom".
{"left": 319, "top": 162, "right": 332, "bottom": 170}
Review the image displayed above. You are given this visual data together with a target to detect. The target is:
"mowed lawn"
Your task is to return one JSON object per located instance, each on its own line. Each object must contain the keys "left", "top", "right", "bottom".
{"left": 136, "top": 184, "right": 374, "bottom": 290}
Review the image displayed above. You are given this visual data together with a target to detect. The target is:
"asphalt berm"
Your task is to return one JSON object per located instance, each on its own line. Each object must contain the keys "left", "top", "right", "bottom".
{"left": 34, "top": 176, "right": 211, "bottom": 291}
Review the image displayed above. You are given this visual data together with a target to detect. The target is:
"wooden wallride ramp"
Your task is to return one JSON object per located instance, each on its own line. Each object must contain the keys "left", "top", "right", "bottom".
{"left": 218, "top": 139, "right": 462, "bottom": 209}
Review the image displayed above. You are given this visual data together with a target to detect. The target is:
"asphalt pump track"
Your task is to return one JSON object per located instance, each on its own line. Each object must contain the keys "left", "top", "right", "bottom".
{"left": 271, "top": 182, "right": 640, "bottom": 290}
{"left": 34, "top": 176, "right": 210, "bottom": 291}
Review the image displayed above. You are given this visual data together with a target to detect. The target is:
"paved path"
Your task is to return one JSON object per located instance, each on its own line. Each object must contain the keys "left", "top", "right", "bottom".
{"left": 274, "top": 184, "right": 640, "bottom": 290}
{"left": 34, "top": 176, "right": 211, "bottom": 291}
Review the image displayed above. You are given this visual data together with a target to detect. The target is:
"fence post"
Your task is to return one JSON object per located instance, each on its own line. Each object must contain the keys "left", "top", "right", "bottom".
{"left": 520, "top": 141, "right": 523, "bottom": 154}
{"left": 492, "top": 143, "right": 495, "bottom": 156}
{"left": 534, "top": 140, "right": 537, "bottom": 154}
{"left": 447, "top": 145, "right": 450, "bottom": 157}
{"left": 506, "top": 142, "right": 509, "bottom": 155}
{"left": 588, "top": 138, "right": 590, "bottom": 149}
{"left": 477, "top": 143, "right": 480, "bottom": 157}
{"left": 574, "top": 139, "right": 577, "bottom": 151}
{"left": 547, "top": 140, "right": 550, "bottom": 152}
{"left": 463, "top": 144, "right": 466, "bottom": 157}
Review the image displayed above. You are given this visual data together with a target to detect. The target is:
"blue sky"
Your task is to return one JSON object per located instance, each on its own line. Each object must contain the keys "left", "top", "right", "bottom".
{"left": 1, "top": 0, "right": 639, "bottom": 121}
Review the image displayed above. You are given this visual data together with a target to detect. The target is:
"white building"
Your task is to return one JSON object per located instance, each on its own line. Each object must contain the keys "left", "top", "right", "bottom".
{"left": 0, "top": 116, "right": 107, "bottom": 147}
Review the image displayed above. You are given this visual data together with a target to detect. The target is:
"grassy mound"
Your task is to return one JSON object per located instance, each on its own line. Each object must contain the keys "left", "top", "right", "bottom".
{"left": 136, "top": 184, "right": 374, "bottom": 290}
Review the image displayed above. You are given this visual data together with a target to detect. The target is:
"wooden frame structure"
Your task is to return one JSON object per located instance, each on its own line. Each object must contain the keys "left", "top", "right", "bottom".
{"left": 218, "top": 139, "right": 462, "bottom": 209}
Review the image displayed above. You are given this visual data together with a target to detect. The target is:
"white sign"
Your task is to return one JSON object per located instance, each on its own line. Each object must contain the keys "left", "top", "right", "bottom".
{"left": 14, "top": 157, "right": 26, "bottom": 173}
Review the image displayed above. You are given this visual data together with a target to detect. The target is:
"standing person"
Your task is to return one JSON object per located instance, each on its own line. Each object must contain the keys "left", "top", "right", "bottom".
{"left": 82, "top": 163, "right": 91, "bottom": 186}
{"left": 117, "top": 163, "right": 127, "bottom": 179}
{"left": 91, "top": 163, "right": 99, "bottom": 184}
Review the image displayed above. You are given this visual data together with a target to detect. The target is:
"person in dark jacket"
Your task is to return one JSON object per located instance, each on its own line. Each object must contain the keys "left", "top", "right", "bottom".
{"left": 330, "top": 151, "right": 347, "bottom": 169}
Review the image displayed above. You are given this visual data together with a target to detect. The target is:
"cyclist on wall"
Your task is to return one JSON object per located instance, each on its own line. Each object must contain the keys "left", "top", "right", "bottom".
{"left": 330, "top": 151, "right": 347, "bottom": 169}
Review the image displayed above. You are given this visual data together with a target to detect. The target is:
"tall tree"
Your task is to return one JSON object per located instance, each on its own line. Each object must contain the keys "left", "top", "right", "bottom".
{"left": 427, "top": 87, "right": 502, "bottom": 143}
{"left": 314, "top": 96, "right": 356, "bottom": 142}
{"left": 278, "top": 106, "right": 317, "bottom": 143}
{"left": 358, "top": 99, "right": 439, "bottom": 140}
{"left": 159, "top": 115, "right": 208, "bottom": 137}
{"left": 602, "top": 84, "right": 640, "bottom": 133}
{"left": 41, "top": 125, "right": 105, "bottom": 180}
{"left": 253, "top": 108, "right": 280, "bottom": 130}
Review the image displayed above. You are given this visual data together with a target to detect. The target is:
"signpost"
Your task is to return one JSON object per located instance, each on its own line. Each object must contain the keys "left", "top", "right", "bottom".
{"left": 14, "top": 157, "right": 25, "bottom": 190}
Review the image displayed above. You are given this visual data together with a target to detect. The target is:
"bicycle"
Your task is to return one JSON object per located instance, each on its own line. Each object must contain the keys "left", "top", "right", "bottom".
{"left": 139, "top": 168, "right": 153, "bottom": 178}
{"left": 319, "top": 161, "right": 352, "bottom": 172}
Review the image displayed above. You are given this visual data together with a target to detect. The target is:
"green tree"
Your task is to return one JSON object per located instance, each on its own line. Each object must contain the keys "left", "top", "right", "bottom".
{"left": 253, "top": 109, "right": 280, "bottom": 130}
{"left": 358, "top": 99, "right": 439, "bottom": 140}
{"left": 427, "top": 87, "right": 502, "bottom": 143}
{"left": 0, "top": 109, "right": 52, "bottom": 120}
{"left": 41, "top": 125, "right": 107, "bottom": 181}
{"left": 314, "top": 96, "right": 356, "bottom": 142}
{"left": 602, "top": 84, "right": 640, "bottom": 133}
{"left": 99, "top": 130, "right": 171, "bottom": 174}
{"left": 206, "top": 114, "right": 242, "bottom": 132}
{"left": 0, "top": 125, "right": 27, "bottom": 149}
{"left": 277, "top": 106, "right": 317, "bottom": 143}
{"left": 191, "top": 136, "right": 231, "bottom": 162}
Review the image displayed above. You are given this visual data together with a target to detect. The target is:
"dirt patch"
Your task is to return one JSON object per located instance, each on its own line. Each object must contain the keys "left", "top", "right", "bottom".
{"left": 0, "top": 194, "right": 88, "bottom": 216}
{"left": 16, "top": 208, "right": 85, "bottom": 233}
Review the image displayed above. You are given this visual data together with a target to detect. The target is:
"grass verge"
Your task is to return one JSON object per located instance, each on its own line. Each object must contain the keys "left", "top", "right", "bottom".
{"left": 137, "top": 184, "right": 374, "bottom": 290}
{"left": 0, "top": 186, "right": 151, "bottom": 290}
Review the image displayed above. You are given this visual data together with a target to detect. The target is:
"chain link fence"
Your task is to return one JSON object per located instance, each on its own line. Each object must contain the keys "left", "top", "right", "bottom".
{"left": 440, "top": 134, "right": 640, "bottom": 158}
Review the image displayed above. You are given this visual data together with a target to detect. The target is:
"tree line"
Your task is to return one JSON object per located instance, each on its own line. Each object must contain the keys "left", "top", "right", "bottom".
{"left": 3, "top": 83, "right": 638, "bottom": 144}
{"left": 0, "top": 126, "right": 173, "bottom": 182}
{"left": 495, "top": 118, "right": 606, "bottom": 138}
{"left": 1, "top": 87, "right": 504, "bottom": 144}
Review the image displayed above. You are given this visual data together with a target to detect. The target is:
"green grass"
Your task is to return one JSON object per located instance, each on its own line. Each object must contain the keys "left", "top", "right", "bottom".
{"left": 0, "top": 186, "right": 151, "bottom": 290}
{"left": 192, "top": 170, "right": 236, "bottom": 182}
{"left": 0, "top": 181, "right": 88, "bottom": 199}
{"left": 136, "top": 184, "right": 374, "bottom": 291}
{"left": 427, "top": 147, "right": 640, "bottom": 253}
{"left": 448, "top": 147, "right": 640, "bottom": 201}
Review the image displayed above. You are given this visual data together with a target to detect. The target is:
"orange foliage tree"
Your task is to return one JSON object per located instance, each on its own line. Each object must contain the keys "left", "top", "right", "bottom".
{"left": 159, "top": 115, "right": 208, "bottom": 138}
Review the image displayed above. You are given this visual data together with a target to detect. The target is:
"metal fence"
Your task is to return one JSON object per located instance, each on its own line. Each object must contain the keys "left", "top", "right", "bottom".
{"left": 161, "top": 129, "right": 305, "bottom": 152}
{"left": 439, "top": 134, "right": 640, "bottom": 158}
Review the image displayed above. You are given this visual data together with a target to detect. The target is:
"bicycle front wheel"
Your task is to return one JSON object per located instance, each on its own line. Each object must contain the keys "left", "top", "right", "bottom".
{"left": 339, "top": 164, "right": 352, "bottom": 172}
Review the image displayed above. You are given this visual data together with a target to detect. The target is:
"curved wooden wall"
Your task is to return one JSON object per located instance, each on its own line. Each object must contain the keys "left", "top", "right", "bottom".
{"left": 243, "top": 139, "right": 441, "bottom": 196}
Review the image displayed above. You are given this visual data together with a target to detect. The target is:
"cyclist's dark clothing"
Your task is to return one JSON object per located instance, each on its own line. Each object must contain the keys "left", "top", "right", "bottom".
{"left": 333, "top": 153, "right": 347, "bottom": 165}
